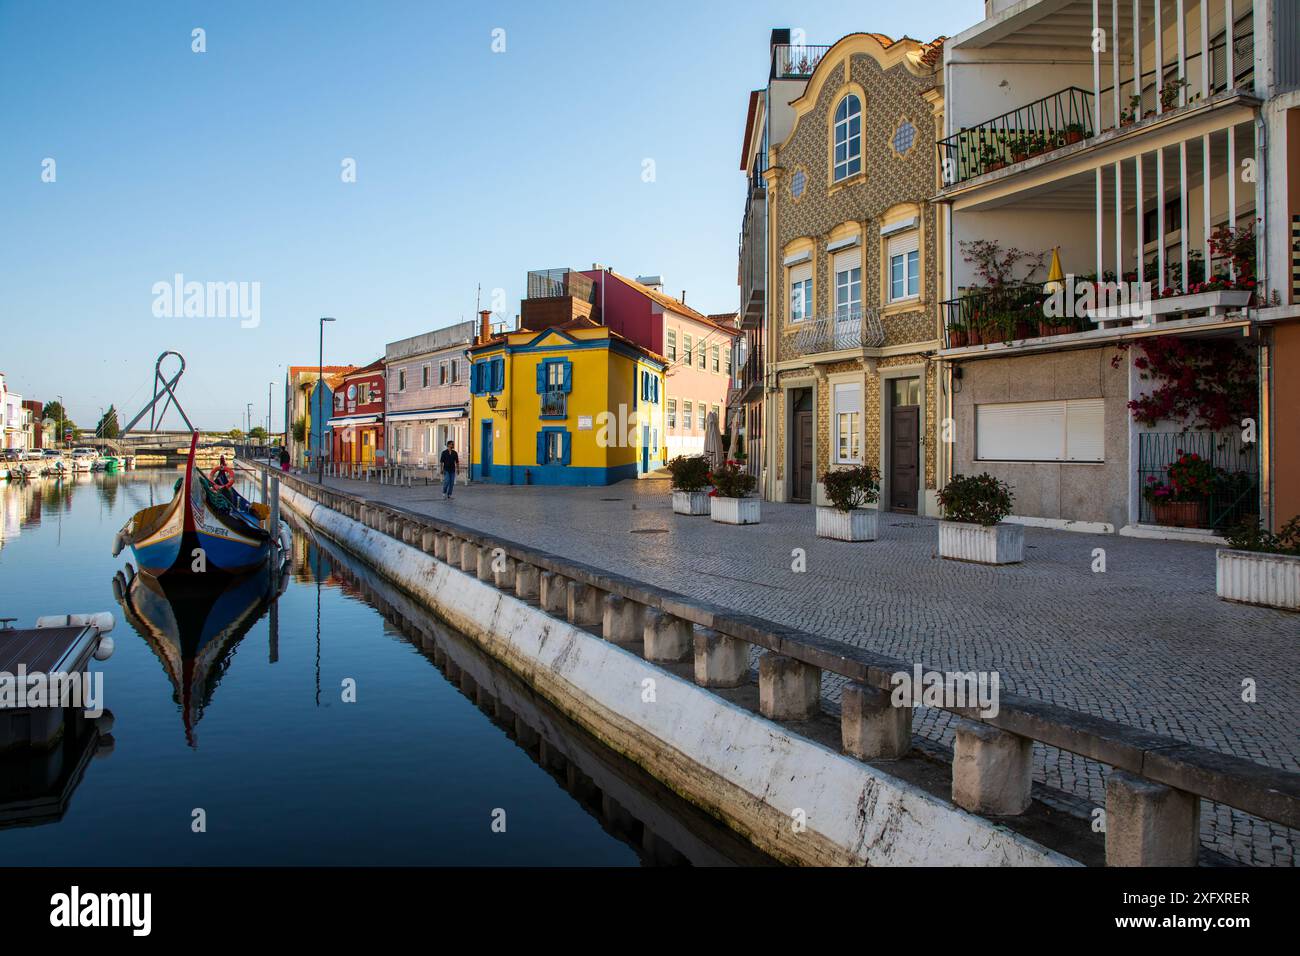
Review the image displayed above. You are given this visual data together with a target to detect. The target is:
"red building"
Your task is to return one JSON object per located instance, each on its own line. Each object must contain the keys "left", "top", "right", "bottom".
{"left": 329, "top": 359, "right": 386, "bottom": 466}
{"left": 22, "top": 400, "right": 44, "bottom": 448}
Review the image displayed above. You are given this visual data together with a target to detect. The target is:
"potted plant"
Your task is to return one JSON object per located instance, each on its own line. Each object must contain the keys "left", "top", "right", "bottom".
{"left": 667, "top": 455, "right": 711, "bottom": 515}
{"left": 1160, "top": 77, "right": 1189, "bottom": 112}
{"left": 816, "top": 465, "right": 881, "bottom": 541}
{"left": 708, "top": 459, "right": 760, "bottom": 525}
{"left": 1120, "top": 94, "right": 1141, "bottom": 126}
{"left": 936, "top": 473, "right": 1023, "bottom": 564}
{"left": 947, "top": 317, "right": 969, "bottom": 348}
{"left": 1216, "top": 517, "right": 1300, "bottom": 611}
{"left": 978, "top": 141, "right": 1006, "bottom": 173}
{"left": 1063, "top": 122, "right": 1086, "bottom": 144}
{"left": 1142, "top": 451, "right": 1216, "bottom": 528}
{"left": 1009, "top": 134, "right": 1031, "bottom": 163}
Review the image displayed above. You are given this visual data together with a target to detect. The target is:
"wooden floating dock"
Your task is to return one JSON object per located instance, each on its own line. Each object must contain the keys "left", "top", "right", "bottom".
{"left": 0, "top": 621, "right": 111, "bottom": 753}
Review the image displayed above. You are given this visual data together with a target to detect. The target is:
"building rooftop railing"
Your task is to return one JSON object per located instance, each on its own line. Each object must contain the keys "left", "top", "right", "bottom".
{"left": 771, "top": 44, "right": 831, "bottom": 79}
{"left": 526, "top": 269, "right": 595, "bottom": 303}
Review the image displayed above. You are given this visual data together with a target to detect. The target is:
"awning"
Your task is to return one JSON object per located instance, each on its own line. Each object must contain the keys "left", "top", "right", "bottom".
{"left": 327, "top": 415, "right": 380, "bottom": 427}
{"left": 385, "top": 408, "right": 467, "bottom": 423}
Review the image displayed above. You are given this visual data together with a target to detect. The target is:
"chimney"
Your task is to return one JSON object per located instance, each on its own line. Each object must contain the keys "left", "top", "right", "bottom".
{"left": 478, "top": 309, "right": 492, "bottom": 344}
{"left": 681, "top": 290, "right": 686, "bottom": 305}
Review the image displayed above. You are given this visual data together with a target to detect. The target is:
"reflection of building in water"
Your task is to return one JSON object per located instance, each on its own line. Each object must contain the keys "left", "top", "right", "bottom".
{"left": 113, "top": 567, "right": 284, "bottom": 748}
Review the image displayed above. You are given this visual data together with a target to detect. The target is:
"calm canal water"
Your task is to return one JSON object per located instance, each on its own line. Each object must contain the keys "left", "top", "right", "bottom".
{"left": 0, "top": 470, "right": 770, "bottom": 866}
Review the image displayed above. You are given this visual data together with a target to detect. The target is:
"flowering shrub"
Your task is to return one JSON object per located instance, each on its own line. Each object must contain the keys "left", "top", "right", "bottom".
{"left": 1142, "top": 451, "right": 1218, "bottom": 503}
{"left": 667, "top": 455, "right": 711, "bottom": 492}
{"left": 707, "top": 459, "right": 756, "bottom": 499}
{"left": 1126, "top": 336, "right": 1257, "bottom": 431}
{"left": 820, "top": 465, "right": 880, "bottom": 512}
{"left": 937, "top": 473, "right": 1014, "bottom": 526}
{"left": 1225, "top": 516, "right": 1300, "bottom": 556}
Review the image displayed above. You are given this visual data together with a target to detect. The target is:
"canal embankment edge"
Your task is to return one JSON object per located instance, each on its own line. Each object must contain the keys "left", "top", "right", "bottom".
{"left": 276, "top": 480, "right": 1076, "bottom": 866}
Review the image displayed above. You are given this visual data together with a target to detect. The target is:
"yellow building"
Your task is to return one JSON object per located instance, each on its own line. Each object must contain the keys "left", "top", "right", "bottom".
{"left": 468, "top": 317, "right": 666, "bottom": 485}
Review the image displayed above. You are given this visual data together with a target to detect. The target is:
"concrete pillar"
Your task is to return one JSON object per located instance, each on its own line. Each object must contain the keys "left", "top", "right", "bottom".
{"left": 539, "top": 571, "right": 567, "bottom": 614}
{"left": 758, "top": 653, "right": 821, "bottom": 720}
{"left": 951, "top": 718, "right": 1033, "bottom": 816}
{"left": 1105, "top": 772, "right": 1200, "bottom": 867}
{"left": 515, "top": 563, "right": 540, "bottom": 600}
{"left": 601, "top": 594, "right": 644, "bottom": 645}
{"left": 693, "top": 628, "right": 749, "bottom": 688}
{"left": 459, "top": 540, "right": 477, "bottom": 573}
{"left": 493, "top": 555, "right": 516, "bottom": 590}
{"left": 514, "top": 717, "right": 540, "bottom": 751}
{"left": 476, "top": 546, "right": 496, "bottom": 582}
{"left": 643, "top": 609, "right": 693, "bottom": 662}
{"left": 567, "top": 582, "right": 603, "bottom": 627}
{"left": 841, "top": 683, "right": 912, "bottom": 759}
{"left": 421, "top": 530, "right": 437, "bottom": 553}
{"left": 433, "top": 534, "right": 448, "bottom": 561}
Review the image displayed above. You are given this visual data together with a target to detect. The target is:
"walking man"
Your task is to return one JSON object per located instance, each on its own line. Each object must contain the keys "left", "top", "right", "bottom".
{"left": 439, "top": 440, "right": 459, "bottom": 499}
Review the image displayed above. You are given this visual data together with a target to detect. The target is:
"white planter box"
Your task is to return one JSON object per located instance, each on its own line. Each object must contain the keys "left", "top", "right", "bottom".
{"left": 938, "top": 521, "right": 1024, "bottom": 564}
{"left": 1092, "top": 288, "right": 1253, "bottom": 322}
{"left": 710, "top": 496, "right": 761, "bottom": 525}
{"left": 815, "top": 507, "right": 878, "bottom": 541}
{"left": 672, "top": 490, "right": 711, "bottom": 516}
{"left": 1216, "top": 549, "right": 1300, "bottom": 611}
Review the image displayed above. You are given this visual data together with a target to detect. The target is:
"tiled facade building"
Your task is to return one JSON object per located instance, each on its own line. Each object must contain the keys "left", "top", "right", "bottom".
{"left": 761, "top": 33, "right": 945, "bottom": 514}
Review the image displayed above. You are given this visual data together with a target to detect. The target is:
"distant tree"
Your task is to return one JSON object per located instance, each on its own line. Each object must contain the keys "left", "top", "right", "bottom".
{"left": 228, "top": 428, "right": 245, "bottom": 441}
{"left": 249, "top": 426, "right": 268, "bottom": 442}
{"left": 292, "top": 417, "right": 307, "bottom": 443}
{"left": 96, "top": 405, "right": 120, "bottom": 439}
{"left": 42, "top": 401, "right": 76, "bottom": 440}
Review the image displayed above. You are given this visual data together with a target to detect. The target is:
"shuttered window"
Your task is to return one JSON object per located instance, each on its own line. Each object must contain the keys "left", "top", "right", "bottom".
{"left": 976, "top": 399, "right": 1105, "bottom": 462}
{"left": 833, "top": 382, "right": 862, "bottom": 463}
{"left": 887, "top": 231, "right": 920, "bottom": 301}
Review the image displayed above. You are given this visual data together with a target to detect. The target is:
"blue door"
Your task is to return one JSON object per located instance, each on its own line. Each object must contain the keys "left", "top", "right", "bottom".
{"left": 480, "top": 420, "right": 493, "bottom": 480}
{"left": 641, "top": 425, "right": 650, "bottom": 474}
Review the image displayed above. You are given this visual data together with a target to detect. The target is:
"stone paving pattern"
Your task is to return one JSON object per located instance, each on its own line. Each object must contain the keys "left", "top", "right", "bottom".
{"left": 319, "top": 473, "right": 1298, "bottom": 866}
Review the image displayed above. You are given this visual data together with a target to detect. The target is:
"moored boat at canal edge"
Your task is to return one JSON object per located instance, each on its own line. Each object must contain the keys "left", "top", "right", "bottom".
{"left": 113, "top": 432, "right": 288, "bottom": 577}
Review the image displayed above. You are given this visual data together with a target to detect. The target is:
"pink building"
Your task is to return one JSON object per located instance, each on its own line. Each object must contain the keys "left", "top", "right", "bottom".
{"left": 581, "top": 269, "right": 739, "bottom": 458}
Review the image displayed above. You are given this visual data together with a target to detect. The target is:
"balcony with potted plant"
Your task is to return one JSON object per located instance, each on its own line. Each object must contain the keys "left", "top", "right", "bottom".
{"left": 815, "top": 465, "right": 880, "bottom": 542}
{"left": 936, "top": 473, "right": 1023, "bottom": 565}
{"left": 667, "top": 454, "right": 711, "bottom": 516}
{"left": 707, "top": 459, "right": 760, "bottom": 525}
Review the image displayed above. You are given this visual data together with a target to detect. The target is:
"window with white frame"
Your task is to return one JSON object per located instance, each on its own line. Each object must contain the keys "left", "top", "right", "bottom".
{"left": 450, "top": 360, "right": 459, "bottom": 383}
{"left": 697, "top": 404, "right": 706, "bottom": 430}
{"left": 683, "top": 334, "right": 693, "bottom": 366}
{"left": 833, "top": 382, "right": 862, "bottom": 463}
{"left": 711, "top": 344, "right": 720, "bottom": 373}
{"left": 833, "top": 94, "right": 863, "bottom": 182}
{"left": 683, "top": 400, "right": 693, "bottom": 431}
{"left": 439, "top": 362, "right": 448, "bottom": 385}
{"left": 789, "top": 261, "right": 812, "bottom": 322}
{"left": 976, "top": 399, "right": 1105, "bottom": 462}
{"left": 398, "top": 369, "right": 407, "bottom": 392}
{"left": 697, "top": 339, "right": 706, "bottom": 369}
{"left": 422, "top": 365, "right": 430, "bottom": 388}
{"left": 834, "top": 248, "right": 862, "bottom": 319}
{"left": 666, "top": 329, "right": 677, "bottom": 361}
{"left": 887, "top": 230, "right": 920, "bottom": 302}
{"left": 667, "top": 399, "right": 677, "bottom": 429}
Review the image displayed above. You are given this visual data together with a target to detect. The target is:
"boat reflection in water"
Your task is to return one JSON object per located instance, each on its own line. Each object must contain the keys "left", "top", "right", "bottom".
{"left": 112, "top": 560, "right": 289, "bottom": 748}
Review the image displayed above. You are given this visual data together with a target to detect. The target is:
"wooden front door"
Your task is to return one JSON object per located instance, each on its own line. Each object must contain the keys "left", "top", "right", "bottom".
{"left": 793, "top": 409, "right": 814, "bottom": 502}
{"left": 890, "top": 406, "right": 919, "bottom": 513}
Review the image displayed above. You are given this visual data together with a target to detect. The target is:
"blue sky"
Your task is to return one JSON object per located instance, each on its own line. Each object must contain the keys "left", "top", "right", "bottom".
{"left": 0, "top": 0, "right": 974, "bottom": 430}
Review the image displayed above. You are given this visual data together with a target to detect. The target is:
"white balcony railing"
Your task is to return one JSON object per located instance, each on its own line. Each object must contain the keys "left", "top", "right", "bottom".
{"left": 791, "top": 309, "right": 885, "bottom": 356}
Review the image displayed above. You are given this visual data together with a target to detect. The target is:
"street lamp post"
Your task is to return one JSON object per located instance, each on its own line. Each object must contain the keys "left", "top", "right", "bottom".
{"left": 318, "top": 317, "right": 336, "bottom": 483}
{"left": 57, "top": 394, "right": 63, "bottom": 449}
{"left": 268, "top": 381, "right": 274, "bottom": 450}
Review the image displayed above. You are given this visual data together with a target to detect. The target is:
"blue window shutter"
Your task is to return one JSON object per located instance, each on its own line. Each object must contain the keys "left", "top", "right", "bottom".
{"left": 492, "top": 357, "right": 503, "bottom": 392}
{"left": 470, "top": 363, "right": 480, "bottom": 395}
{"left": 561, "top": 359, "right": 572, "bottom": 394}
{"left": 536, "top": 362, "right": 547, "bottom": 394}
{"left": 561, "top": 430, "right": 571, "bottom": 465}
{"left": 536, "top": 431, "right": 545, "bottom": 465}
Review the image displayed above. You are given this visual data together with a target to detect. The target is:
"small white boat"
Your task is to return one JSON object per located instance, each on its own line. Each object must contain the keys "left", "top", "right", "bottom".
{"left": 71, "top": 448, "right": 97, "bottom": 472}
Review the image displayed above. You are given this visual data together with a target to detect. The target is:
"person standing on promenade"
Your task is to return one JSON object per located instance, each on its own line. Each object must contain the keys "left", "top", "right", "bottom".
{"left": 440, "top": 440, "right": 459, "bottom": 499}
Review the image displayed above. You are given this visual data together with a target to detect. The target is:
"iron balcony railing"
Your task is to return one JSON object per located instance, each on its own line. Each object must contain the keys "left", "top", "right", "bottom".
{"left": 940, "top": 284, "right": 1058, "bottom": 347}
{"left": 1137, "top": 430, "right": 1259, "bottom": 531}
{"left": 540, "top": 390, "right": 567, "bottom": 418}
{"left": 792, "top": 309, "right": 885, "bottom": 356}
{"left": 771, "top": 44, "right": 831, "bottom": 79}
{"left": 938, "top": 87, "right": 1094, "bottom": 187}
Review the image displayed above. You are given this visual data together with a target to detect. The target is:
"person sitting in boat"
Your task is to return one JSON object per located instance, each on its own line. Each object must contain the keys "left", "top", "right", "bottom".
{"left": 210, "top": 456, "right": 236, "bottom": 501}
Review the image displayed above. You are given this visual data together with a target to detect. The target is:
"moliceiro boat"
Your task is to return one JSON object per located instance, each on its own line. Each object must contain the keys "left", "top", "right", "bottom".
{"left": 113, "top": 433, "right": 289, "bottom": 577}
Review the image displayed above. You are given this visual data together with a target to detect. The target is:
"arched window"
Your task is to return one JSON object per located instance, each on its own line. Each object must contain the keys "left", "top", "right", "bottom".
{"left": 833, "top": 94, "right": 862, "bottom": 182}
